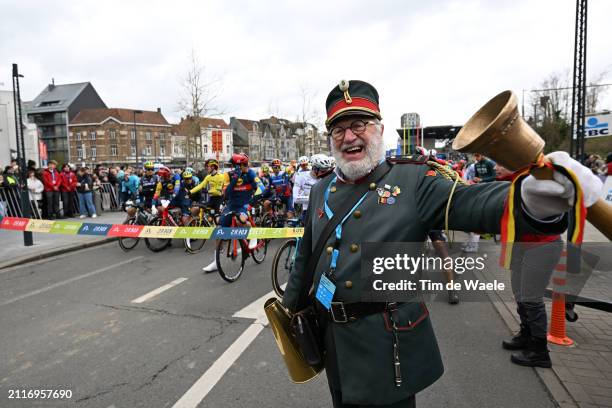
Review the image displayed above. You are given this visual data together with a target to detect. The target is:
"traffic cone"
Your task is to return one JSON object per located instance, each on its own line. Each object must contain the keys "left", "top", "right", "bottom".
{"left": 547, "top": 249, "right": 574, "bottom": 346}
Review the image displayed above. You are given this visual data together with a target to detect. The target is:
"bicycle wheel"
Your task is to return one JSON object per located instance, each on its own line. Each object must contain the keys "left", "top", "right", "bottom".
{"left": 118, "top": 217, "right": 140, "bottom": 251}
{"left": 251, "top": 239, "right": 268, "bottom": 264}
{"left": 271, "top": 239, "right": 297, "bottom": 297}
{"left": 144, "top": 217, "right": 172, "bottom": 252}
{"left": 216, "top": 239, "right": 246, "bottom": 282}
{"left": 184, "top": 217, "right": 210, "bottom": 254}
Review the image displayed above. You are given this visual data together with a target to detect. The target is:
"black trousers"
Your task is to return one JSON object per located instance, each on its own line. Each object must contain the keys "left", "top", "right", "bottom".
{"left": 45, "top": 191, "right": 60, "bottom": 218}
{"left": 61, "top": 191, "right": 76, "bottom": 217}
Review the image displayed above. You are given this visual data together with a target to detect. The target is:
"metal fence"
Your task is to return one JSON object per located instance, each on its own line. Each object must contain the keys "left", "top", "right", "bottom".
{"left": 0, "top": 182, "right": 120, "bottom": 219}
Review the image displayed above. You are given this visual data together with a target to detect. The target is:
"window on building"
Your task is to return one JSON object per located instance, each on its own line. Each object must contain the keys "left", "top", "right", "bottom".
{"left": 131, "top": 130, "right": 136, "bottom": 140}
{"left": 91, "top": 146, "right": 97, "bottom": 157}
{"left": 159, "top": 132, "right": 165, "bottom": 141}
{"left": 76, "top": 132, "right": 81, "bottom": 141}
{"left": 110, "top": 130, "right": 116, "bottom": 139}
{"left": 145, "top": 131, "right": 151, "bottom": 140}
{"left": 226, "top": 145, "right": 230, "bottom": 153}
{"left": 145, "top": 145, "right": 152, "bottom": 155}
{"left": 203, "top": 145, "right": 208, "bottom": 154}
{"left": 111, "top": 146, "right": 118, "bottom": 156}
{"left": 160, "top": 146, "right": 165, "bottom": 156}
{"left": 77, "top": 147, "right": 83, "bottom": 159}
{"left": 131, "top": 146, "right": 136, "bottom": 156}
{"left": 90, "top": 131, "right": 96, "bottom": 140}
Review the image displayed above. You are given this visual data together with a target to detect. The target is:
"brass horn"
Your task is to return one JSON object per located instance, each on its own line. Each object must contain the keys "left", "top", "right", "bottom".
{"left": 452, "top": 90, "right": 612, "bottom": 241}
{"left": 264, "top": 298, "right": 323, "bottom": 383}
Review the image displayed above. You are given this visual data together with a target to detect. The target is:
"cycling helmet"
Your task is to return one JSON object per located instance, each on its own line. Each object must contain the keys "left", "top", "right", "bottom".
{"left": 261, "top": 163, "right": 270, "bottom": 173}
{"left": 157, "top": 166, "right": 171, "bottom": 179}
{"left": 182, "top": 171, "right": 193, "bottom": 179}
{"left": 206, "top": 159, "right": 219, "bottom": 169}
{"left": 298, "top": 156, "right": 309, "bottom": 165}
{"left": 311, "top": 154, "right": 334, "bottom": 170}
{"left": 144, "top": 161, "right": 155, "bottom": 170}
{"left": 429, "top": 148, "right": 438, "bottom": 157}
{"left": 185, "top": 166, "right": 194, "bottom": 174}
{"left": 271, "top": 159, "right": 282, "bottom": 167}
{"left": 231, "top": 153, "right": 249, "bottom": 166}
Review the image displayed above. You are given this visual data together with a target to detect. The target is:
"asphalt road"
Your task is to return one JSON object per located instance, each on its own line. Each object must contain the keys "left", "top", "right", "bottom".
{"left": 0, "top": 239, "right": 557, "bottom": 408}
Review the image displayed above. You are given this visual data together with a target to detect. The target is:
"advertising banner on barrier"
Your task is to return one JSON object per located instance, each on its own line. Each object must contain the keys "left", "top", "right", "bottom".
{"left": 78, "top": 223, "right": 113, "bottom": 236}
{"left": 107, "top": 224, "right": 144, "bottom": 238}
{"left": 1, "top": 217, "right": 30, "bottom": 231}
{"left": 25, "top": 219, "right": 55, "bottom": 233}
{"left": 50, "top": 221, "right": 82, "bottom": 235}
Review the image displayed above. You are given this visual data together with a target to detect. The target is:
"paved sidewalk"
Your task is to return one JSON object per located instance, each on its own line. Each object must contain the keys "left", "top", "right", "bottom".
{"left": 0, "top": 211, "right": 127, "bottom": 269}
{"left": 473, "top": 223, "right": 612, "bottom": 408}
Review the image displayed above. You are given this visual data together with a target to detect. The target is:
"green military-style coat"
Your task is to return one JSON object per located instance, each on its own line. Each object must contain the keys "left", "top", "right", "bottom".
{"left": 282, "top": 157, "right": 566, "bottom": 406}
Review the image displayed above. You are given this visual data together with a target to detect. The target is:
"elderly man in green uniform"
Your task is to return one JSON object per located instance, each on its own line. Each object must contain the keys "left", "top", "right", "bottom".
{"left": 281, "top": 80, "right": 602, "bottom": 408}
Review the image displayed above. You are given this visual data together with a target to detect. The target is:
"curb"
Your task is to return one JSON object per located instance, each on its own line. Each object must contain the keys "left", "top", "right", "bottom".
{"left": 474, "top": 267, "right": 579, "bottom": 408}
{"left": 0, "top": 237, "right": 117, "bottom": 270}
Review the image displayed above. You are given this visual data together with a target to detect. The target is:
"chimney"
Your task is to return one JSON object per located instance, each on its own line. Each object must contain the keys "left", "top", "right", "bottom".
{"left": 157, "top": 107, "right": 161, "bottom": 113}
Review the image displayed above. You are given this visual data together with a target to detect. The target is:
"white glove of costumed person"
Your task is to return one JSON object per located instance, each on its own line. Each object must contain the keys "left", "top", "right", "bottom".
{"left": 521, "top": 151, "right": 603, "bottom": 219}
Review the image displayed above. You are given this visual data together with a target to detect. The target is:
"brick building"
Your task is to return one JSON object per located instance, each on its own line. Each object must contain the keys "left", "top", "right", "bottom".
{"left": 68, "top": 108, "right": 172, "bottom": 167}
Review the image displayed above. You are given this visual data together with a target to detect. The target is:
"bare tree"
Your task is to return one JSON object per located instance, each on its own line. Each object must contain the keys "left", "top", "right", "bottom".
{"left": 177, "top": 49, "right": 226, "bottom": 164}
{"left": 295, "top": 84, "right": 323, "bottom": 156}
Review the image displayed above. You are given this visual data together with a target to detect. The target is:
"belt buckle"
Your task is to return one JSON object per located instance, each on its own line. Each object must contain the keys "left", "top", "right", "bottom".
{"left": 330, "top": 302, "right": 348, "bottom": 323}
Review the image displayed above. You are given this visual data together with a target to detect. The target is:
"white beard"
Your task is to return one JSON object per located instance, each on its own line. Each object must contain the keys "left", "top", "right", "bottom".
{"left": 332, "top": 135, "right": 385, "bottom": 181}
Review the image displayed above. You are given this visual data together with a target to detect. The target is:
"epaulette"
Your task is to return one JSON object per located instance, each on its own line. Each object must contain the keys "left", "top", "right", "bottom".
{"left": 386, "top": 154, "right": 428, "bottom": 164}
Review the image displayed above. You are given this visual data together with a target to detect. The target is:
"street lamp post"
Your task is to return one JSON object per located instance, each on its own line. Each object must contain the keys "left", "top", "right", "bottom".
{"left": 133, "top": 110, "right": 142, "bottom": 167}
{"left": 12, "top": 63, "right": 33, "bottom": 246}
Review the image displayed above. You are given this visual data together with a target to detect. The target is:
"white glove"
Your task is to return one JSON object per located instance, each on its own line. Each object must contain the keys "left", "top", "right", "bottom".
{"left": 521, "top": 151, "right": 603, "bottom": 219}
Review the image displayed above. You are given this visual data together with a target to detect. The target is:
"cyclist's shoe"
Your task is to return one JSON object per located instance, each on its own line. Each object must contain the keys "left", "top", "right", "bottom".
{"left": 248, "top": 239, "right": 258, "bottom": 250}
{"left": 202, "top": 260, "right": 218, "bottom": 273}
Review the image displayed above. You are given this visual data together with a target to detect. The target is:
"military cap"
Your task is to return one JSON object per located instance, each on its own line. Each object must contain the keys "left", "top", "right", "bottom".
{"left": 325, "top": 79, "right": 382, "bottom": 127}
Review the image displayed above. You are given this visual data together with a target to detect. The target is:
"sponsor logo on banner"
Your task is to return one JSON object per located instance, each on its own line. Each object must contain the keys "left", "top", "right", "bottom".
{"left": 584, "top": 114, "right": 611, "bottom": 138}
{"left": 285, "top": 227, "right": 304, "bottom": 238}
{"left": 78, "top": 223, "right": 112, "bottom": 236}
{"left": 139, "top": 226, "right": 177, "bottom": 238}
{"left": 50, "top": 221, "right": 82, "bottom": 235}
{"left": 108, "top": 224, "right": 144, "bottom": 238}
{"left": 174, "top": 227, "right": 214, "bottom": 239}
{"left": 26, "top": 219, "right": 55, "bottom": 232}
{"left": 0, "top": 217, "right": 30, "bottom": 231}
{"left": 210, "top": 227, "right": 250, "bottom": 240}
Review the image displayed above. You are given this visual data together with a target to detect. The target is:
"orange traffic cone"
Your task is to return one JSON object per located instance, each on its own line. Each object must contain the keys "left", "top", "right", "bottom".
{"left": 547, "top": 249, "right": 574, "bottom": 346}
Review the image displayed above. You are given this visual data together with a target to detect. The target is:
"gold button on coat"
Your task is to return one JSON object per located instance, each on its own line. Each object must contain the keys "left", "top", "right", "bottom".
{"left": 330, "top": 186, "right": 337, "bottom": 193}
{"left": 350, "top": 244, "right": 359, "bottom": 252}
{"left": 326, "top": 246, "right": 334, "bottom": 254}
{"left": 353, "top": 210, "right": 362, "bottom": 219}
{"left": 369, "top": 183, "right": 377, "bottom": 191}
{"left": 345, "top": 281, "right": 353, "bottom": 289}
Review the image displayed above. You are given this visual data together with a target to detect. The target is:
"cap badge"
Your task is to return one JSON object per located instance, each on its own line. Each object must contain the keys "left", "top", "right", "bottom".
{"left": 339, "top": 79, "right": 352, "bottom": 104}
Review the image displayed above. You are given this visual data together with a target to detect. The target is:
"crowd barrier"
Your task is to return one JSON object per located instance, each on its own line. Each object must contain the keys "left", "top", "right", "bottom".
{"left": 0, "top": 183, "right": 121, "bottom": 219}
{"left": 0, "top": 216, "right": 304, "bottom": 239}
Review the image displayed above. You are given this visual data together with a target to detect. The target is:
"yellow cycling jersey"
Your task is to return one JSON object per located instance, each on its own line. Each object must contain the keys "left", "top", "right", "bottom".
{"left": 190, "top": 172, "right": 226, "bottom": 197}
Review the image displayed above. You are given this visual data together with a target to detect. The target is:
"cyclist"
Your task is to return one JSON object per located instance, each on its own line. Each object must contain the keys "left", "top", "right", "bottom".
{"left": 139, "top": 161, "right": 159, "bottom": 209}
{"left": 185, "top": 166, "right": 200, "bottom": 184}
{"left": 202, "top": 154, "right": 263, "bottom": 273}
{"left": 293, "top": 154, "right": 334, "bottom": 224}
{"left": 153, "top": 165, "right": 183, "bottom": 217}
{"left": 265, "top": 158, "right": 294, "bottom": 218}
{"left": 190, "top": 159, "right": 225, "bottom": 215}
{"left": 297, "top": 156, "right": 310, "bottom": 174}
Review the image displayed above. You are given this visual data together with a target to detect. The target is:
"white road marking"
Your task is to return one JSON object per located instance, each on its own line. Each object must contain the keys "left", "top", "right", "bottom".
{"left": 0, "top": 257, "right": 143, "bottom": 307}
{"left": 171, "top": 289, "right": 277, "bottom": 408}
{"left": 131, "top": 277, "right": 188, "bottom": 304}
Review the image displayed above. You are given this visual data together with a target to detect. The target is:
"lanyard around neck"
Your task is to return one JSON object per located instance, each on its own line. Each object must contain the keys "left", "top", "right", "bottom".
{"left": 323, "top": 175, "right": 369, "bottom": 271}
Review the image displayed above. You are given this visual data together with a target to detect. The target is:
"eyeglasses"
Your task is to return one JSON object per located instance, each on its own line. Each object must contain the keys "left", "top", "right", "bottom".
{"left": 329, "top": 119, "right": 377, "bottom": 140}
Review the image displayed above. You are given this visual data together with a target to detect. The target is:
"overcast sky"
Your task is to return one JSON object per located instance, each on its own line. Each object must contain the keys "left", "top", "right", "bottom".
{"left": 1, "top": 0, "right": 611, "bottom": 147}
